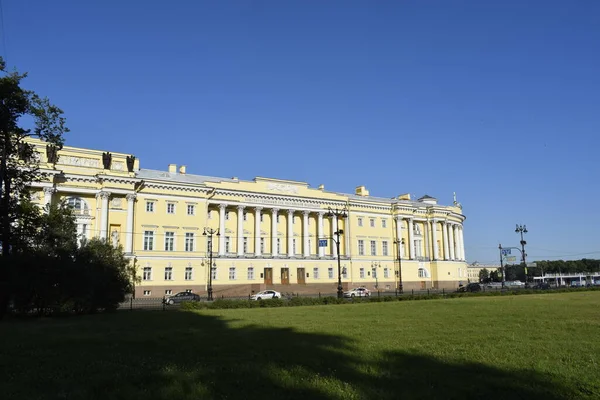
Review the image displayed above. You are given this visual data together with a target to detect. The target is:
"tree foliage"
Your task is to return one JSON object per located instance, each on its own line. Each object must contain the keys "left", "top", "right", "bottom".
{"left": 479, "top": 268, "right": 490, "bottom": 283}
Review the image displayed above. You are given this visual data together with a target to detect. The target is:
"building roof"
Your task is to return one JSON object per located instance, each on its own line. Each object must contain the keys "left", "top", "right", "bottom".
{"left": 136, "top": 169, "right": 238, "bottom": 185}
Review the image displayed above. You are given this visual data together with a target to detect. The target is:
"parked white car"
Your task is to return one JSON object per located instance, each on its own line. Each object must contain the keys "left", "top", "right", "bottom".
{"left": 250, "top": 290, "right": 281, "bottom": 300}
{"left": 344, "top": 287, "right": 370, "bottom": 298}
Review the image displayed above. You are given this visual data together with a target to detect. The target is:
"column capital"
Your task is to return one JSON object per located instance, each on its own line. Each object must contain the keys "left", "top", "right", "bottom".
{"left": 271, "top": 208, "right": 279, "bottom": 213}
{"left": 126, "top": 193, "right": 137, "bottom": 202}
{"left": 219, "top": 204, "right": 227, "bottom": 210}
{"left": 303, "top": 210, "right": 310, "bottom": 216}
{"left": 237, "top": 205, "right": 245, "bottom": 211}
{"left": 255, "top": 206, "right": 263, "bottom": 211}
{"left": 97, "top": 191, "right": 111, "bottom": 200}
{"left": 287, "top": 209, "right": 294, "bottom": 215}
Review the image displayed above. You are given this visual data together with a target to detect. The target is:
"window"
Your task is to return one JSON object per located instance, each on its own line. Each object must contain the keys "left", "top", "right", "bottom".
{"left": 164, "top": 266, "right": 173, "bottom": 280}
{"left": 382, "top": 219, "right": 387, "bottom": 228}
{"left": 358, "top": 240, "right": 365, "bottom": 256}
{"left": 187, "top": 204, "right": 195, "bottom": 215}
{"left": 143, "top": 267, "right": 152, "bottom": 280}
{"left": 243, "top": 211, "right": 247, "bottom": 221}
{"left": 145, "top": 201, "right": 154, "bottom": 212}
{"left": 418, "top": 268, "right": 428, "bottom": 278}
{"left": 383, "top": 268, "right": 389, "bottom": 278}
{"left": 382, "top": 241, "right": 389, "bottom": 256}
{"left": 225, "top": 236, "right": 231, "bottom": 253}
{"left": 225, "top": 211, "right": 230, "bottom": 220}
{"left": 370, "top": 240, "right": 377, "bottom": 256}
{"left": 358, "top": 217, "right": 363, "bottom": 227}
{"left": 185, "top": 233, "right": 194, "bottom": 252}
{"left": 328, "top": 267, "right": 334, "bottom": 279}
{"left": 66, "top": 197, "right": 89, "bottom": 215}
{"left": 313, "top": 267, "right": 319, "bottom": 279}
{"left": 164, "top": 232, "right": 175, "bottom": 251}
{"left": 229, "top": 267, "right": 236, "bottom": 280}
{"left": 260, "top": 238, "right": 265, "bottom": 253}
{"left": 167, "top": 203, "right": 175, "bottom": 214}
{"left": 370, "top": 219, "right": 375, "bottom": 227}
{"left": 165, "top": 290, "right": 172, "bottom": 295}
{"left": 211, "top": 266, "right": 217, "bottom": 280}
{"left": 143, "top": 290, "right": 151, "bottom": 296}
{"left": 185, "top": 266, "right": 193, "bottom": 280}
{"left": 293, "top": 239, "right": 296, "bottom": 254}
{"left": 277, "top": 238, "right": 281, "bottom": 254}
{"left": 342, "top": 267, "right": 348, "bottom": 279}
{"left": 360, "top": 268, "right": 365, "bottom": 278}
{"left": 248, "top": 267, "right": 254, "bottom": 280}
{"left": 243, "top": 237, "right": 248, "bottom": 253}
{"left": 143, "top": 231, "right": 154, "bottom": 251}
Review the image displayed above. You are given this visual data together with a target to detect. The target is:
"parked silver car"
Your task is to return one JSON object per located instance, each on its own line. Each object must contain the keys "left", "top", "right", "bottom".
{"left": 164, "top": 292, "right": 201, "bottom": 305}
{"left": 250, "top": 290, "right": 281, "bottom": 300}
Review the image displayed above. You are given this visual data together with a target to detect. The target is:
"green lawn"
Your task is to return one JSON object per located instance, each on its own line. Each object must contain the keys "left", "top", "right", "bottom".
{"left": 1, "top": 292, "right": 599, "bottom": 400}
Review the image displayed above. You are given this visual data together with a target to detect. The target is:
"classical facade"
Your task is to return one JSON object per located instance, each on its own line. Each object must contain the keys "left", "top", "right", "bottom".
{"left": 28, "top": 140, "right": 468, "bottom": 297}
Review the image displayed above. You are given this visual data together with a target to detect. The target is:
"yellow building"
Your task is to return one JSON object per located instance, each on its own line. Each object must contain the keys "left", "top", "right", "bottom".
{"left": 28, "top": 140, "right": 468, "bottom": 297}
{"left": 467, "top": 263, "right": 501, "bottom": 282}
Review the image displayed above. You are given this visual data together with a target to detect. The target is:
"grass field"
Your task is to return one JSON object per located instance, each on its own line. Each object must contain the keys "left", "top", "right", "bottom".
{"left": 1, "top": 292, "right": 599, "bottom": 400}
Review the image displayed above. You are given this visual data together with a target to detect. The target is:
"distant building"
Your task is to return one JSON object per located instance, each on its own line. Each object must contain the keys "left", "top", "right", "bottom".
{"left": 467, "top": 262, "right": 501, "bottom": 282}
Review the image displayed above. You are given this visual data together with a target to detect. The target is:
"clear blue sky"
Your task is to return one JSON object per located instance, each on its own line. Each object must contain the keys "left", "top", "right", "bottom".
{"left": 2, "top": 0, "right": 599, "bottom": 264}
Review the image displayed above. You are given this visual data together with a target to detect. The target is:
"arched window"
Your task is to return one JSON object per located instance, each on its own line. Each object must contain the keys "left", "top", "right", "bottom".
{"left": 418, "top": 268, "right": 429, "bottom": 278}
{"left": 66, "top": 197, "right": 89, "bottom": 215}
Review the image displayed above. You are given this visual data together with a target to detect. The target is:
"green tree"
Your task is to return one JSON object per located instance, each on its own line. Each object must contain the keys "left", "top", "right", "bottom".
{"left": 0, "top": 57, "right": 69, "bottom": 318}
{"left": 479, "top": 268, "right": 490, "bottom": 283}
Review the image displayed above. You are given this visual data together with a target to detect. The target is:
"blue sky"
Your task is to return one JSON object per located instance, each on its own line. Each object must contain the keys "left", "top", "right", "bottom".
{"left": 2, "top": 0, "right": 599, "bottom": 264}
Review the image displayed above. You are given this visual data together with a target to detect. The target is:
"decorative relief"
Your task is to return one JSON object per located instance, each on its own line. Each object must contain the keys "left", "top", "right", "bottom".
{"left": 110, "top": 197, "right": 123, "bottom": 208}
{"left": 111, "top": 161, "right": 125, "bottom": 171}
{"left": 59, "top": 156, "right": 100, "bottom": 168}
{"left": 267, "top": 183, "right": 299, "bottom": 194}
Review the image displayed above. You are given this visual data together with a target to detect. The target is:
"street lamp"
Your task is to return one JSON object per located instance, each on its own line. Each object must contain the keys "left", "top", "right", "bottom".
{"left": 324, "top": 205, "right": 348, "bottom": 299}
{"left": 203, "top": 227, "right": 220, "bottom": 301}
{"left": 371, "top": 261, "right": 381, "bottom": 289}
{"left": 515, "top": 224, "right": 528, "bottom": 285}
{"left": 394, "top": 238, "right": 405, "bottom": 293}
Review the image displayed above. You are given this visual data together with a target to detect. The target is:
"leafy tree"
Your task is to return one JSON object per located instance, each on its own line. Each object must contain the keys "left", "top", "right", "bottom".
{"left": 0, "top": 57, "right": 69, "bottom": 318}
{"left": 490, "top": 269, "right": 502, "bottom": 282}
{"left": 479, "top": 268, "right": 490, "bottom": 283}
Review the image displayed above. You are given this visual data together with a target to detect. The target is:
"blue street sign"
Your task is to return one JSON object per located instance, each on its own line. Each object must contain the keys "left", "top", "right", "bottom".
{"left": 318, "top": 239, "right": 328, "bottom": 247}
{"left": 501, "top": 249, "right": 511, "bottom": 256}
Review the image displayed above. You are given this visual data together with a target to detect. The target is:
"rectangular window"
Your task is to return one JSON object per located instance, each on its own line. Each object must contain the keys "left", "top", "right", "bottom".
{"left": 370, "top": 219, "right": 375, "bottom": 227}
{"left": 143, "top": 267, "right": 152, "bottom": 281}
{"left": 328, "top": 267, "right": 334, "bottom": 279}
{"left": 342, "top": 267, "right": 348, "bottom": 279}
{"left": 243, "top": 237, "right": 248, "bottom": 253}
{"left": 260, "top": 238, "right": 265, "bottom": 253}
{"left": 165, "top": 290, "right": 172, "bottom": 295}
{"left": 382, "top": 241, "right": 389, "bottom": 256}
{"left": 185, "top": 266, "right": 193, "bottom": 280}
{"left": 185, "top": 232, "right": 194, "bottom": 252}
{"left": 358, "top": 240, "right": 365, "bottom": 256}
{"left": 229, "top": 267, "right": 236, "bottom": 280}
{"left": 384, "top": 268, "right": 389, "bottom": 279}
{"left": 187, "top": 204, "right": 195, "bottom": 215}
{"left": 358, "top": 217, "right": 363, "bottom": 227}
{"left": 382, "top": 219, "right": 387, "bottom": 228}
{"left": 293, "top": 239, "right": 296, "bottom": 254}
{"left": 143, "top": 290, "right": 151, "bottom": 296}
{"left": 143, "top": 231, "right": 154, "bottom": 251}
{"left": 164, "top": 232, "right": 175, "bottom": 251}
{"left": 248, "top": 267, "right": 254, "bottom": 280}
{"left": 146, "top": 201, "right": 154, "bottom": 212}
{"left": 212, "top": 266, "right": 217, "bottom": 280}
{"left": 370, "top": 240, "right": 377, "bottom": 256}
{"left": 360, "top": 268, "right": 365, "bottom": 279}
{"left": 164, "top": 266, "right": 173, "bottom": 280}
{"left": 167, "top": 203, "right": 175, "bottom": 214}
{"left": 313, "top": 267, "right": 319, "bottom": 279}
{"left": 277, "top": 238, "right": 281, "bottom": 253}
{"left": 225, "top": 236, "right": 231, "bottom": 253}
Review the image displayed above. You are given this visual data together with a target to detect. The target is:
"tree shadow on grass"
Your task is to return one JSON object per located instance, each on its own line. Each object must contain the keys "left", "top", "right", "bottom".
{"left": 0, "top": 310, "right": 591, "bottom": 400}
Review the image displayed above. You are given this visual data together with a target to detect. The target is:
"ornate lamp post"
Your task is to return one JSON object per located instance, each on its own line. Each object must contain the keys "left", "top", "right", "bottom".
{"left": 203, "top": 227, "right": 220, "bottom": 301}
{"left": 324, "top": 205, "right": 348, "bottom": 299}
{"left": 394, "top": 238, "right": 405, "bottom": 293}
{"left": 515, "top": 224, "right": 528, "bottom": 285}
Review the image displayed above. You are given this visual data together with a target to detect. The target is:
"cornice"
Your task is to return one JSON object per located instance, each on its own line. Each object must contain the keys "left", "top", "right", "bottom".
{"left": 143, "top": 181, "right": 211, "bottom": 194}
{"left": 97, "top": 174, "right": 141, "bottom": 185}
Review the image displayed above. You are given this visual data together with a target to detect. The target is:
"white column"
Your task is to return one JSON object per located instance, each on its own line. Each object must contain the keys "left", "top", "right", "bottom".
{"left": 453, "top": 224, "right": 460, "bottom": 260}
{"left": 43, "top": 187, "right": 55, "bottom": 212}
{"left": 317, "top": 212, "right": 324, "bottom": 258}
{"left": 287, "top": 210, "right": 294, "bottom": 257}
{"left": 395, "top": 217, "right": 403, "bottom": 258}
{"left": 237, "top": 205, "right": 245, "bottom": 257}
{"left": 432, "top": 219, "right": 439, "bottom": 261}
{"left": 448, "top": 223, "right": 455, "bottom": 260}
{"left": 254, "top": 207, "right": 262, "bottom": 257}
{"left": 271, "top": 208, "right": 279, "bottom": 256}
{"left": 424, "top": 220, "right": 430, "bottom": 259}
{"left": 407, "top": 218, "right": 414, "bottom": 260}
{"left": 331, "top": 215, "right": 338, "bottom": 257}
{"left": 98, "top": 191, "right": 110, "bottom": 240}
{"left": 459, "top": 226, "right": 466, "bottom": 261}
{"left": 125, "top": 193, "right": 136, "bottom": 254}
{"left": 443, "top": 221, "right": 450, "bottom": 260}
{"left": 303, "top": 211, "right": 310, "bottom": 258}
{"left": 218, "top": 204, "right": 226, "bottom": 256}
{"left": 344, "top": 216, "right": 350, "bottom": 256}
